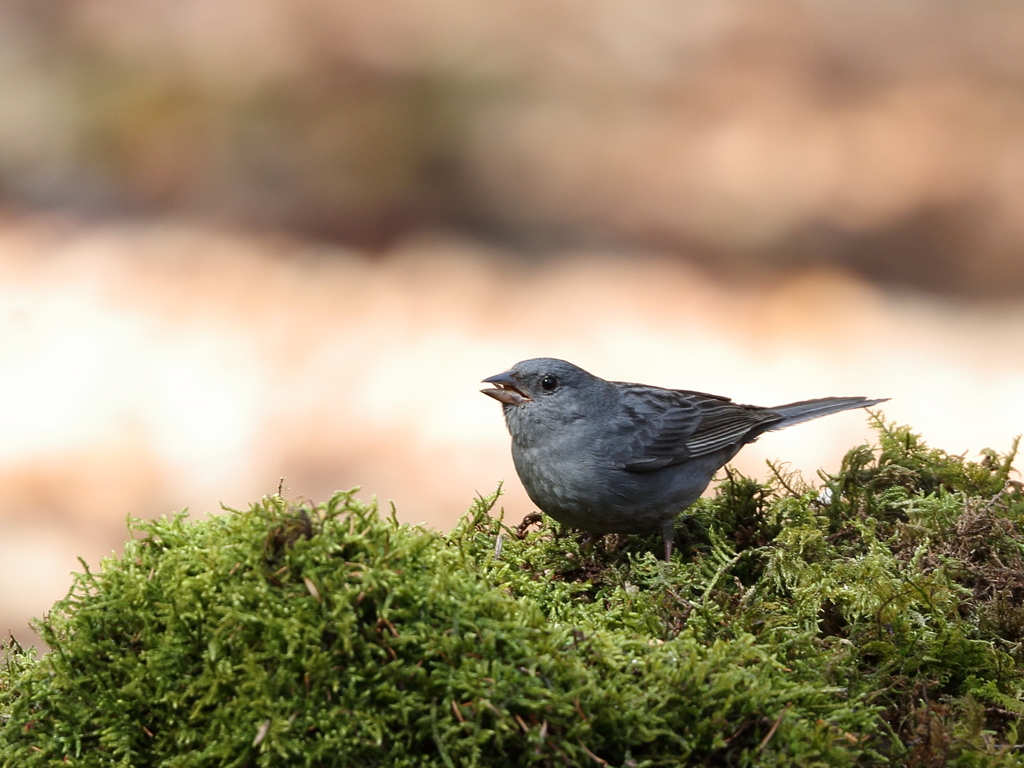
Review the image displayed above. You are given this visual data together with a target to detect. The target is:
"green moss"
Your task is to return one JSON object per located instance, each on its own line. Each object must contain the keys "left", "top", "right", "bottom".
{"left": 2, "top": 420, "right": 1023, "bottom": 766}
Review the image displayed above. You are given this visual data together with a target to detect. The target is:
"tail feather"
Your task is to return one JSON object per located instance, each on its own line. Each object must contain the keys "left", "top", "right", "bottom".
{"left": 767, "top": 396, "right": 888, "bottom": 431}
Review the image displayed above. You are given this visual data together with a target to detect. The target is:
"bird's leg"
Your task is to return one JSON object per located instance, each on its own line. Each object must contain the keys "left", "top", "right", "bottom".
{"left": 578, "top": 531, "right": 604, "bottom": 552}
{"left": 660, "top": 521, "right": 676, "bottom": 562}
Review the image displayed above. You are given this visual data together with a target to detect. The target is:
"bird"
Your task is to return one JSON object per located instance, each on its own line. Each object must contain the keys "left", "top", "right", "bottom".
{"left": 481, "top": 358, "right": 887, "bottom": 561}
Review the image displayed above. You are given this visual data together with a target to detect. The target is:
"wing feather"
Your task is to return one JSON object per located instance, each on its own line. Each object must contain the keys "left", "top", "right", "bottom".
{"left": 610, "top": 384, "right": 783, "bottom": 472}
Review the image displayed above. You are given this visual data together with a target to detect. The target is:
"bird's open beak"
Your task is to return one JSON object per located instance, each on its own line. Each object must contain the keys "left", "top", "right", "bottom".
{"left": 481, "top": 371, "right": 531, "bottom": 405}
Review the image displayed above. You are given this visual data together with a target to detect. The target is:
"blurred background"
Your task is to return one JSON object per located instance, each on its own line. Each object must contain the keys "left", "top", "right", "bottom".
{"left": 2, "top": 0, "right": 1024, "bottom": 650}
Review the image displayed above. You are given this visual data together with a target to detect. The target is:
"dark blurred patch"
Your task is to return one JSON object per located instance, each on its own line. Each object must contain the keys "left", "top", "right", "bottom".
{"left": 781, "top": 201, "right": 1008, "bottom": 295}
{"left": 1, "top": 1, "right": 1023, "bottom": 291}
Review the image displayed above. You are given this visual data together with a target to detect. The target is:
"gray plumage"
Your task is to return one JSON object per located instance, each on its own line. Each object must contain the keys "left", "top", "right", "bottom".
{"left": 482, "top": 358, "right": 887, "bottom": 560}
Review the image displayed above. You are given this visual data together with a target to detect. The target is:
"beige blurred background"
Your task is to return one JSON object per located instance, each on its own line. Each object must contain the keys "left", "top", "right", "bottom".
{"left": 2, "top": 1, "right": 1024, "bottom": 650}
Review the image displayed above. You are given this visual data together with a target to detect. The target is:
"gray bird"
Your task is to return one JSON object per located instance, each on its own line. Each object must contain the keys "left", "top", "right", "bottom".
{"left": 482, "top": 358, "right": 887, "bottom": 560}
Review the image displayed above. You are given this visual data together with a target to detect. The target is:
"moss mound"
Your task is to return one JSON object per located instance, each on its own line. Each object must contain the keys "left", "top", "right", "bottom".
{"left": 2, "top": 420, "right": 1024, "bottom": 766}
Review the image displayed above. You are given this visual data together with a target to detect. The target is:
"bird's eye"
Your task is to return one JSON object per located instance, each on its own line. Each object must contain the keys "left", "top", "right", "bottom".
{"left": 540, "top": 374, "right": 558, "bottom": 392}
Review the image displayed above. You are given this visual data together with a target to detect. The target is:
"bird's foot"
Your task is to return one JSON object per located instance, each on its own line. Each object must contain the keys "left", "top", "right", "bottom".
{"left": 514, "top": 512, "right": 544, "bottom": 539}
{"left": 576, "top": 532, "right": 631, "bottom": 555}
{"left": 577, "top": 531, "right": 604, "bottom": 551}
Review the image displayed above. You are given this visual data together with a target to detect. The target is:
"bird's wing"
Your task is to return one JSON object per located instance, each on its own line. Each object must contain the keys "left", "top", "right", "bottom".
{"left": 609, "top": 384, "right": 784, "bottom": 472}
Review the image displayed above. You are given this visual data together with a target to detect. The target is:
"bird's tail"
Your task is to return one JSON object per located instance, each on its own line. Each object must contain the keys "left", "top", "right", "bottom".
{"left": 766, "top": 396, "right": 888, "bottom": 430}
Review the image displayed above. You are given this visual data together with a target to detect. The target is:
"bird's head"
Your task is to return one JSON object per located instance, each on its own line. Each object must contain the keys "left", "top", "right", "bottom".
{"left": 481, "top": 358, "right": 611, "bottom": 426}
